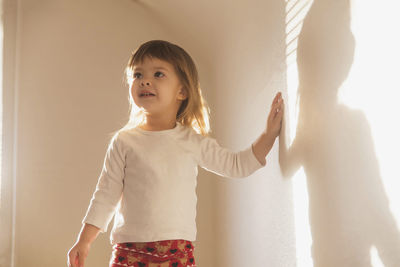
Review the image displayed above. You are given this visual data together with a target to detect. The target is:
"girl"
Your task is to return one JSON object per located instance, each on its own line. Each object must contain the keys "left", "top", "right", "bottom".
{"left": 67, "top": 40, "right": 284, "bottom": 267}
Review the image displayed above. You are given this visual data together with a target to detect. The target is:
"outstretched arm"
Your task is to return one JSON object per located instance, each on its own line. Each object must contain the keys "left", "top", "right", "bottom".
{"left": 196, "top": 92, "right": 284, "bottom": 177}
{"left": 252, "top": 92, "right": 284, "bottom": 165}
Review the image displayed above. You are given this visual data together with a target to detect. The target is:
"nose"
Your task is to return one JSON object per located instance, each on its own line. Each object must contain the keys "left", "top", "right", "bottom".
{"left": 140, "top": 80, "right": 151, "bottom": 87}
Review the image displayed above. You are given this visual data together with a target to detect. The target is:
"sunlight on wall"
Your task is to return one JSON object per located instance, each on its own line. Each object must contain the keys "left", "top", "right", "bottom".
{"left": 291, "top": 168, "right": 312, "bottom": 266}
{"left": 339, "top": 1, "right": 400, "bottom": 235}
{"left": 340, "top": 2, "right": 400, "bottom": 262}
{"left": 370, "top": 246, "right": 384, "bottom": 267}
{"left": 286, "top": 0, "right": 400, "bottom": 266}
{"left": 285, "top": 0, "right": 313, "bottom": 266}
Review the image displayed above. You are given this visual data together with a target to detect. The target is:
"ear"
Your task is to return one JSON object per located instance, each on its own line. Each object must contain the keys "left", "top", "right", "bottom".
{"left": 177, "top": 88, "right": 188, "bottom": 101}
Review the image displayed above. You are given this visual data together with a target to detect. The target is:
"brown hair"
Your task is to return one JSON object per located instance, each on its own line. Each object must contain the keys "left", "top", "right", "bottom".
{"left": 117, "top": 40, "right": 210, "bottom": 137}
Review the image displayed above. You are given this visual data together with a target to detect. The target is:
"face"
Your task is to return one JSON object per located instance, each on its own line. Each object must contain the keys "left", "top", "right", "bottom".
{"left": 130, "top": 56, "right": 187, "bottom": 117}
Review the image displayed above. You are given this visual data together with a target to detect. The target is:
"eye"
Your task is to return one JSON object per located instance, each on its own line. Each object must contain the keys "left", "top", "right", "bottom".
{"left": 133, "top": 72, "right": 142, "bottom": 78}
{"left": 155, "top": 71, "right": 165, "bottom": 78}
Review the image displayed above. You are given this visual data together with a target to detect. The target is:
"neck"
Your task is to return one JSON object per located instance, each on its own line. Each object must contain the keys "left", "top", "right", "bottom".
{"left": 140, "top": 114, "right": 177, "bottom": 131}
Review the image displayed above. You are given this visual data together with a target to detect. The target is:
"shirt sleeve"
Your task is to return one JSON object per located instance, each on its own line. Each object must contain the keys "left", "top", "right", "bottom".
{"left": 196, "top": 135, "right": 266, "bottom": 178}
{"left": 82, "top": 132, "right": 126, "bottom": 233}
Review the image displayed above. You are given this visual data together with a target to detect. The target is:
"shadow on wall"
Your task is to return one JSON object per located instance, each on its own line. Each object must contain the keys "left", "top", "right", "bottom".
{"left": 280, "top": 0, "right": 400, "bottom": 266}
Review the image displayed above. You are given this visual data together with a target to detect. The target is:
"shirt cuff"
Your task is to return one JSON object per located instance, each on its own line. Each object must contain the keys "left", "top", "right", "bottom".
{"left": 82, "top": 212, "right": 111, "bottom": 233}
{"left": 244, "top": 144, "right": 267, "bottom": 172}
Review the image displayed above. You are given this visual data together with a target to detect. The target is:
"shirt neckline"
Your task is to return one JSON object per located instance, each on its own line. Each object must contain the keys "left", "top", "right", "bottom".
{"left": 134, "top": 122, "right": 182, "bottom": 135}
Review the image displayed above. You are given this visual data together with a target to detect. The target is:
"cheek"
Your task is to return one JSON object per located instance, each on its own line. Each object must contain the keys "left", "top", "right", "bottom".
{"left": 130, "top": 85, "right": 139, "bottom": 102}
{"left": 130, "top": 83, "right": 137, "bottom": 95}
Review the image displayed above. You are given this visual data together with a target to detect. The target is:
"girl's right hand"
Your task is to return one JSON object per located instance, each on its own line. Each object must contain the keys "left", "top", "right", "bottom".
{"left": 67, "top": 241, "right": 90, "bottom": 267}
{"left": 266, "top": 92, "right": 284, "bottom": 139}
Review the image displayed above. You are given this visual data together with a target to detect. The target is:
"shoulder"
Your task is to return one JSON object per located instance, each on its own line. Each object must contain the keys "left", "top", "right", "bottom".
{"left": 175, "top": 124, "right": 209, "bottom": 143}
{"left": 106, "top": 129, "right": 131, "bottom": 152}
{"left": 168, "top": 124, "right": 212, "bottom": 156}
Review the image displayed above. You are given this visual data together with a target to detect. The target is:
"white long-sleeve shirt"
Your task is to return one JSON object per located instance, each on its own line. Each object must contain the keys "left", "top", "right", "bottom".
{"left": 82, "top": 122, "right": 265, "bottom": 244}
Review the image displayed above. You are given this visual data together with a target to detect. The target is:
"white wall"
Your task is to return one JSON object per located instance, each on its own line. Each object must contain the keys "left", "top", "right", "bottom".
{"left": 5, "top": 1, "right": 217, "bottom": 266}
{"left": 1, "top": 0, "right": 18, "bottom": 266}
{"left": 153, "top": 1, "right": 295, "bottom": 266}
{"left": 6, "top": 0, "right": 400, "bottom": 267}
{"left": 3, "top": 0, "right": 294, "bottom": 266}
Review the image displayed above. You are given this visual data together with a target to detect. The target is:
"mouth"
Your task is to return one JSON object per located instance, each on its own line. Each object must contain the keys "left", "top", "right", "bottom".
{"left": 139, "top": 92, "right": 156, "bottom": 97}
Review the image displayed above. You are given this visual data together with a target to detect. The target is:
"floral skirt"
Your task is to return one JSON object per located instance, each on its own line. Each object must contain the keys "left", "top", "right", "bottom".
{"left": 110, "top": 239, "right": 196, "bottom": 267}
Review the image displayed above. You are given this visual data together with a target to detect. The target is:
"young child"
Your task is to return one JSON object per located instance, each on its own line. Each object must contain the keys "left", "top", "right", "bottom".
{"left": 67, "top": 40, "right": 284, "bottom": 267}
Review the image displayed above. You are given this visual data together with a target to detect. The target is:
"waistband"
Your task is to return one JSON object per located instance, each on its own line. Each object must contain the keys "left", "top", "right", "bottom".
{"left": 113, "top": 239, "right": 194, "bottom": 259}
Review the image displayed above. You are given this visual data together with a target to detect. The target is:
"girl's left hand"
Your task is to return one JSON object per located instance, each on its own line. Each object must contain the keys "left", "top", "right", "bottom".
{"left": 266, "top": 92, "right": 284, "bottom": 139}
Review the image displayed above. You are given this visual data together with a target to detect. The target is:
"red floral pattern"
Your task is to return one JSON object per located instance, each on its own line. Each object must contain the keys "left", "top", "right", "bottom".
{"left": 110, "top": 239, "right": 196, "bottom": 267}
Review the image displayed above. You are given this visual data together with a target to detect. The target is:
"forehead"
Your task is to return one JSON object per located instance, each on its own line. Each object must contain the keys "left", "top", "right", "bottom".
{"left": 133, "top": 57, "right": 174, "bottom": 72}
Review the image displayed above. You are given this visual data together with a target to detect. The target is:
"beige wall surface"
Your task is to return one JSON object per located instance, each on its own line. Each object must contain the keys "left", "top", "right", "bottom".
{"left": 5, "top": 0, "right": 400, "bottom": 266}
{"left": 4, "top": 0, "right": 293, "bottom": 266}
